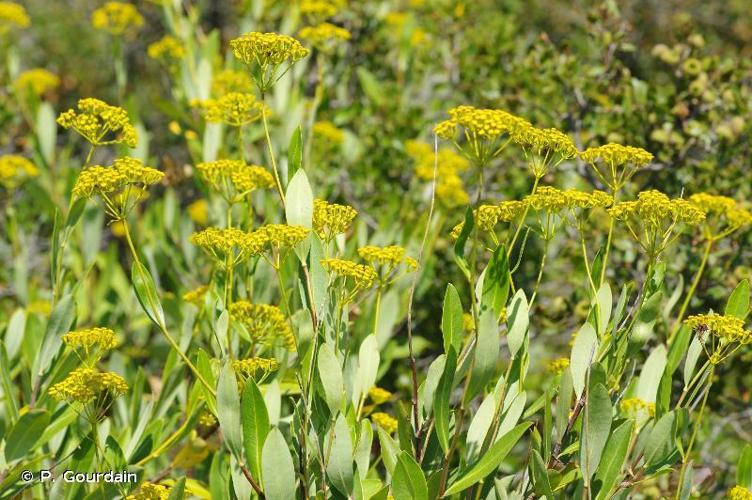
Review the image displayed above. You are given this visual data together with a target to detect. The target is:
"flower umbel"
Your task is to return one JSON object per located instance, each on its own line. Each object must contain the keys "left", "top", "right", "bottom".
{"left": 61, "top": 327, "right": 118, "bottom": 363}
{"left": 580, "top": 143, "right": 653, "bottom": 192}
{"left": 197, "top": 160, "right": 274, "bottom": 203}
{"left": 14, "top": 69, "right": 60, "bottom": 96}
{"left": 685, "top": 312, "right": 752, "bottom": 364}
{"left": 194, "top": 93, "right": 266, "bottom": 127}
{"left": 229, "top": 301, "right": 296, "bottom": 350}
{"left": 91, "top": 1, "right": 143, "bottom": 37}
{"left": 313, "top": 199, "right": 357, "bottom": 240}
{"left": 229, "top": 32, "right": 310, "bottom": 92}
{"left": 689, "top": 193, "right": 752, "bottom": 241}
{"left": 0, "top": 155, "right": 39, "bottom": 189}
{"left": 57, "top": 98, "right": 137, "bottom": 147}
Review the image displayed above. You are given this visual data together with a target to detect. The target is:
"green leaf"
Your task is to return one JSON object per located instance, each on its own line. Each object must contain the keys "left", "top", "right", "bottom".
{"left": 580, "top": 383, "right": 612, "bottom": 484}
{"left": 726, "top": 279, "right": 750, "bottom": 320}
{"left": 530, "top": 450, "right": 554, "bottom": 499}
{"left": 318, "top": 343, "right": 344, "bottom": 413}
{"left": 241, "top": 378, "right": 270, "bottom": 483}
{"left": 421, "top": 355, "right": 446, "bottom": 418}
{"left": 167, "top": 477, "right": 186, "bottom": 500}
{"left": 466, "top": 394, "right": 496, "bottom": 461}
{"left": 217, "top": 362, "right": 242, "bottom": 457}
{"left": 262, "top": 428, "right": 296, "bottom": 500}
{"left": 683, "top": 336, "right": 703, "bottom": 387}
{"left": 285, "top": 169, "right": 313, "bottom": 229}
{"left": 468, "top": 309, "right": 499, "bottom": 401}
{"left": 594, "top": 420, "right": 633, "bottom": 500}
{"left": 34, "top": 292, "right": 76, "bottom": 379}
{"left": 327, "top": 414, "right": 354, "bottom": 495}
{"left": 392, "top": 451, "right": 428, "bottom": 500}
{"left": 377, "top": 427, "right": 400, "bottom": 476}
{"left": 4, "top": 409, "right": 50, "bottom": 462}
{"left": 481, "top": 245, "right": 510, "bottom": 320}
{"left": 441, "top": 284, "right": 463, "bottom": 354}
{"left": 131, "top": 261, "right": 165, "bottom": 327}
{"left": 357, "top": 67, "right": 386, "bottom": 106}
{"left": 570, "top": 323, "right": 598, "bottom": 398}
{"left": 736, "top": 444, "right": 752, "bottom": 489}
{"left": 644, "top": 411, "right": 676, "bottom": 468}
{"left": 37, "top": 102, "right": 57, "bottom": 164}
{"left": 444, "top": 422, "right": 531, "bottom": 496}
{"left": 506, "top": 289, "right": 529, "bottom": 359}
{"left": 453, "top": 207, "right": 474, "bottom": 280}
{"left": 434, "top": 348, "right": 457, "bottom": 455}
{"left": 666, "top": 325, "right": 691, "bottom": 376}
{"left": 636, "top": 345, "right": 667, "bottom": 404}
{"left": 354, "top": 335, "right": 379, "bottom": 405}
{"left": 594, "top": 283, "right": 612, "bottom": 335}
{"left": 288, "top": 125, "right": 303, "bottom": 180}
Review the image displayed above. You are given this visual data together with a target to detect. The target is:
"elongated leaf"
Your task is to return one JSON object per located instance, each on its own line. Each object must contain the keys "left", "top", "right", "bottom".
{"left": 288, "top": 125, "right": 303, "bottom": 180}
{"left": 644, "top": 411, "right": 676, "bottom": 468}
{"left": 441, "top": 284, "right": 463, "bottom": 354}
{"left": 594, "top": 283, "right": 612, "bottom": 335}
{"left": 217, "top": 363, "right": 242, "bottom": 457}
{"left": 736, "top": 444, "right": 752, "bottom": 489}
{"left": 726, "top": 279, "right": 750, "bottom": 320}
{"left": 262, "top": 428, "right": 296, "bottom": 500}
{"left": 581, "top": 383, "right": 612, "bottom": 484}
{"left": 570, "top": 323, "right": 598, "bottom": 398}
{"left": 594, "top": 420, "right": 633, "bottom": 500}
{"left": 318, "top": 343, "right": 344, "bottom": 413}
{"left": 241, "top": 378, "right": 270, "bottom": 483}
{"left": 434, "top": 348, "right": 457, "bottom": 454}
{"left": 636, "top": 345, "right": 667, "bottom": 404}
{"left": 354, "top": 335, "right": 379, "bottom": 405}
{"left": 4, "top": 409, "right": 50, "bottom": 462}
{"left": 453, "top": 207, "right": 474, "bottom": 280}
{"left": 530, "top": 449, "right": 554, "bottom": 499}
{"left": 131, "top": 261, "right": 165, "bottom": 327}
{"left": 392, "top": 451, "right": 428, "bottom": 500}
{"left": 466, "top": 394, "right": 496, "bottom": 461}
{"left": 327, "top": 414, "right": 354, "bottom": 495}
{"left": 468, "top": 309, "right": 499, "bottom": 400}
{"left": 481, "top": 245, "right": 509, "bottom": 320}
{"left": 444, "top": 422, "right": 531, "bottom": 496}
{"left": 506, "top": 290, "right": 529, "bottom": 359}
{"left": 683, "top": 336, "right": 703, "bottom": 387}
{"left": 35, "top": 293, "right": 75, "bottom": 379}
{"left": 167, "top": 477, "right": 186, "bottom": 500}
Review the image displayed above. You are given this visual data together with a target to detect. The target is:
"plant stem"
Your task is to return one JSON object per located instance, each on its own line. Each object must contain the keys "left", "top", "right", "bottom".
{"left": 669, "top": 238, "right": 713, "bottom": 343}
{"left": 260, "top": 97, "right": 286, "bottom": 206}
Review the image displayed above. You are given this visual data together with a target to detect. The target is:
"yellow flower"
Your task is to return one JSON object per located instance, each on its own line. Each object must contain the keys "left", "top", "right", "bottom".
{"left": 187, "top": 199, "right": 209, "bottom": 226}
{"left": 689, "top": 193, "right": 752, "bottom": 240}
{"left": 195, "top": 93, "right": 266, "bottom": 127}
{"left": 298, "top": 23, "right": 351, "bottom": 51}
{"left": 462, "top": 312, "right": 475, "bottom": 332}
{"left": 371, "top": 412, "right": 398, "bottom": 434}
{"left": 14, "top": 69, "right": 60, "bottom": 96}
{"left": 91, "top": 1, "right": 143, "bottom": 37}
{"left": 49, "top": 368, "right": 128, "bottom": 405}
{"left": 196, "top": 160, "right": 274, "bottom": 202}
{"left": 190, "top": 227, "right": 268, "bottom": 263}
{"left": 57, "top": 98, "right": 137, "bottom": 147}
{"left": 211, "top": 69, "right": 252, "bottom": 97}
{"left": 608, "top": 190, "right": 705, "bottom": 256}
{"left": 619, "top": 397, "right": 656, "bottom": 418}
{"left": 183, "top": 285, "right": 209, "bottom": 306}
{"left": 526, "top": 187, "right": 613, "bottom": 214}
{"left": 300, "top": 0, "right": 341, "bottom": 21}
{"left": 546, "top": 358, "right": 570, "bottom": 375}
{"left": 321, "top": 258, "right": 377, "bottom": 290}
{"left": 685, "top": 313, "right": 751, "bottom": 345}
{"left": 0, "top": 2, "right": 29, "bottom": 32}
{"left": 368, "top": 387, "right": 392, "bottom": 405}
{"left": 257, "top": 224, "right": 310, "bottom": 250}
{"left": 126, "top": 482, "right": 171, "bottom": 500}
{"left": 358, "top": 245, "right": 418, "bottom": 279}
{"left": 61, "top": 327, "right": 118, "bottom": 361}
{"left": 435, "top": 175, "right": 470, "bottom": 209}
{"left": 580, "top": 143, "right": 653, "bottom": 191}
{"left": 147, "top": 35, "right": 185, "bottom": 65}
{"left": 313, "top": 199, "right": 357, "bottom": 240}
{"left": 229, "top": 301, "right": 296, "bottom": 350}
{"left": 198, "top": 411, "right": 217, "bottom": 429}
{"left": 434, "top": 105, "right": 525, "bottom": 166}
{"left": 232, "top": 357, "right": 281, "bottom": 378}
{"left": 0, "top": 155, "right": 38, "bottom": 189}
{"left": 728, "top": 486, "right": 752, "bottom": 500}
{"left": 313, "top": 120, "right": 345, "bottom": 145}
{"left": 229, "top": 32, "right": 309, "bottom": 91}
{"left": 511, "top": 123, "right": 577, "bottom": 178}
{"left": 450, "top": 200, "right": 526, "bottom": 239}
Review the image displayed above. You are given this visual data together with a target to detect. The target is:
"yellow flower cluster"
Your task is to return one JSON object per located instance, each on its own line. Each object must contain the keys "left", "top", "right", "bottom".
{"left": 546, "top": 357, "right": 570, "bottom": 375}
{"left": 72, "top": 157, "right": 163, "bottom": 206}
{"left": 198, "top": 411, "right": 218, "bottom": 429}
{"left": 232, "top": 357, "right": 281, "bottom": 378}
{"left": 368, "top": 387, "right": 392, "bottom": 404}
{"left": 526, "top": 187, "right": 613, "bottom": 213}
{"left": 407, "top": 139, "right": 471, "bottom": 209}
{"left": 62, "top": 327, "right": 118, "bottom": 360}
{"left": 321, "top": 258, "right": 378, "bottom": 289}
{"left": 0, "top": 2, "right": 29, "bottom": 32}
{"left": 257, "top": 224, "right": 310, "bottom": 250}
{"left": 212, "top": 70, "right": 252, "bottom": 97}
{"left": 57, "top": 98, "right": 137, "bottom": 147}
{"left": 685, "top": 313, "right": 752, "bottom": 345}
{"left": 197, "top": 160, "right": 274, "bottom": 201}
{"left": 450, "top": 201, "right": 526, "bottom": 238}
{"left": 49, "top": 368, "right": 128, "bottom": 405}
{"left": 183, "top": 285, "right": 209, "bottom": 305}
{"left": 91, "top": 1, "right": 143, "bottom": 37}
{"left": 299, "top": 23, "right": 351, "bottom": 50}
{"left": 195, "top": 93, "right": 266, "bottom": 127}
{"left": 300, "top": 0, "right": 341, "bottom": 21}
{"left": 313, "top": 199, "right": 357, "bottom": 239}
{"left": 512, "top": 122, "right": 577, "bottom": 177}
{"left": 619, "top": 397, "right": 656, "bottom": 417}
{"left": 358, "top": 245, "right": 418, "bottom": 273}
{"left": 229, "top": 301, "right": 296, "bottom": 350}
{"left": 313, "top": 121, "right": 345, "bottom": 145}
{"left": 14, "top": 69, "right": 60, "bottom": 96}
{"left": 147, "top": 35, "right": 185, "bottom": 65}
{"left": 125, "top": 482, "right": 171, "bottom": 500}
{"left": 371, "top": 412, "right": 398, "bottom": 434}
{"left": 689, "top": 193, "right": 752, "bottom": 240}
{"left": 609, "top": 190, "right": 705, "bottom": 233}
{"left": 190, "top": 227, "right": 268, "bottom": 261}
{"left": 728, "top": 486, "right": 752, "bottom": 500}
{"left": 0, "top": 155, "right": 38, "bottom": 189}
{"left": 580, "top": 143, "right": 654, "bottom": 191}
{"left": 229, "top": 32, "right": 309, "bottom": 91}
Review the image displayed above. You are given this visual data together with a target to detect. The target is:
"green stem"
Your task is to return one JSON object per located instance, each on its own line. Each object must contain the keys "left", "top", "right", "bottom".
{"left": 669, "top": 238, "right": 713, "bottom": 343}
{"left": 675, "top": 366, "right": 713, "bottom": 499}
{"left": 260, "top": 97, "right": 286, "bottom": 206}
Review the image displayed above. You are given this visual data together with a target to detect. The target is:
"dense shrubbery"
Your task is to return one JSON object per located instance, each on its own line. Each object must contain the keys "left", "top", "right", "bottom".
{"left": 2, "top": 1, "right": 752, "bottom": 499}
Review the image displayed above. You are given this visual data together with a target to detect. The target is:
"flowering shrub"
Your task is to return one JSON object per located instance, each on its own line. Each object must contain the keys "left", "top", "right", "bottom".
{"left": 1, "top": 1, "right": 752, "bottom": 499}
